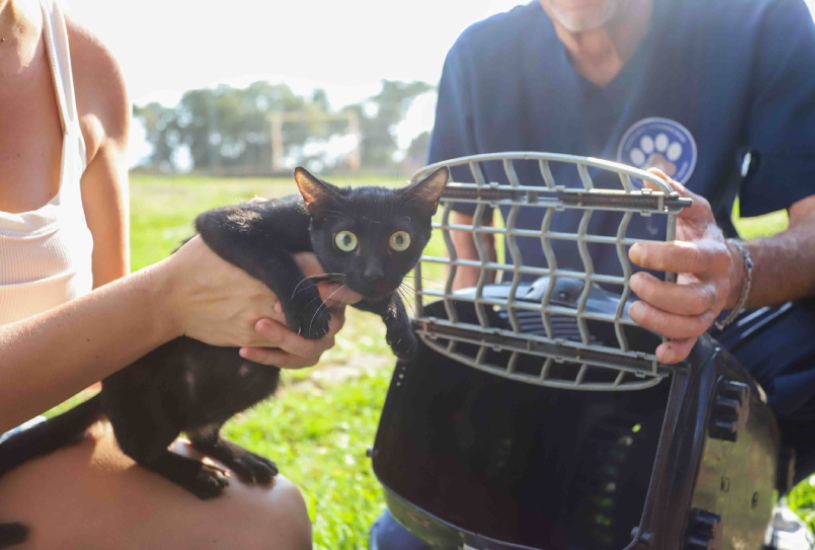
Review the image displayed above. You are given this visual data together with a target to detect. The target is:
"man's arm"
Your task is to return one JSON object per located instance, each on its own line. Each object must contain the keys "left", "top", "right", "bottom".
{"left": 741, "top": 195, "right": 815, "bottom": 307}
{"left": 628, "top": 170, "right": 815, "bottom": 364}
{"left": 449, "top": 211, "right": 497, "bottom": 290}
{"left": 428, "top": 34, "right": 493, "bottom": 287}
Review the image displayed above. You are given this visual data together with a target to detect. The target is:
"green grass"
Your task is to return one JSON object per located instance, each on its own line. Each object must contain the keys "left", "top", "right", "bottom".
{"left": 222, "top": 369, "right": 390, "bottom": 548}
{"left": 48, "top": 174, "right": 810, "bottom": 545}
{"left": 732, "top": 197, "right": 789, "bottom": 239}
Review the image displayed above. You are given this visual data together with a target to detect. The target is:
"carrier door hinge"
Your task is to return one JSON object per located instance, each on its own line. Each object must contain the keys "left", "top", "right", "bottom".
{"left": 709, "top": 380, "right": 750, "bottom": 442}
{"left": 685, "top": 509, "right": 723, "bottom": 550}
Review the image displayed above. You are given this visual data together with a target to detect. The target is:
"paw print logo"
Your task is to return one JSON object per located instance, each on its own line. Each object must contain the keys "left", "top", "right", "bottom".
{"left": 617, "top": 117, "right": 697, "bottom": 185}
{"left": 628, "top": 133, "right": 684, "bottom": 178}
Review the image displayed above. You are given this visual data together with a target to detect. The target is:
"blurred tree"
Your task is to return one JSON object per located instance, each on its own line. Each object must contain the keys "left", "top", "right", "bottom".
{"left": 349, "top": 80, "right": 434, "bottom": 168}
{"left": 405, "top": 131, "right": 431, "bottom": 165}
{"left": 133, "top": 102, "right": 178, "bottom": 171}
{"left": 176, "top": 82, "right": 313, "bottom": 171}
{"left": 133, "top": 79, "right": 433, "bottom": 173}
{"left": 311, "top": 88, "right": 330, "bottom": 112}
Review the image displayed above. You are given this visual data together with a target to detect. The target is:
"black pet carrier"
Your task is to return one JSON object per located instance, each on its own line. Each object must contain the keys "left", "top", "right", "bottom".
{"left": 371, "top": 153, "right": 790, "bottom": 550}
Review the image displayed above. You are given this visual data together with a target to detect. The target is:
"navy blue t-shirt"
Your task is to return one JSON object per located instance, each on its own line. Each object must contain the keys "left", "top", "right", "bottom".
{"left": 429, "top": 0, "right": 815, "bottom": 277}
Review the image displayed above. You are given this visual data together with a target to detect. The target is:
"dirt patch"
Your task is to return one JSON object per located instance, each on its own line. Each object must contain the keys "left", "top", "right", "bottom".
{"left": 282, "top": 353, "right": 394, "bottom": 394}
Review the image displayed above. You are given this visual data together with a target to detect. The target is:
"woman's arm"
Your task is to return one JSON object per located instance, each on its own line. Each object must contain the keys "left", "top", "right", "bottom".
{"left": 0, "top": 239, "right": 355, "bottom": 433}
{"left": 69, "top": 17, "right": 130, "bottom": 287}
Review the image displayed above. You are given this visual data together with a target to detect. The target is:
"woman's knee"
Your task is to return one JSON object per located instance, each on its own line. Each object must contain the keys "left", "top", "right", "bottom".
{"left": 0, "top": 423, "right": 312, "bottom": 549}
{"left": 171, "top": 439, "right": 312, "bottom": 549}
{"left": 211, "top": 473, "right": 312, "bottom": 550}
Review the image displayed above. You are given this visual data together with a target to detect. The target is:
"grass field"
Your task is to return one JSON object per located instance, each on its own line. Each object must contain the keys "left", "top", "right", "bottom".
{"left": 48, "top": 173, "right": 810, "bottom": 546}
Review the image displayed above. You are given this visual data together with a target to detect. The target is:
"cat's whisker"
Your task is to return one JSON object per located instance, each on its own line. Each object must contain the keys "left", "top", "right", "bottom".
{"left": 403, "top": 274, "right": 442, "bottom": 283}
{"left": 299, "top": 288, "right": 333, "bottom": 312}
{"left": 398, "top": 286, "right": 416, "bottom": 316}
{"left": 291, "top": 273, "right": 345, "bottom": 298}
{"left": 402, "top": 274, "right": 444, "bottom": 288}
{"left": 401, "top": 292, "right": 416, "bottom": 306}
{"left": 398, "top": 284, "right": 417, "bottom": 305}
{"left": 399, "top": 283, "right": 417, "bottom": 299}
{"left": 399, "top": 282, "right": 417, "bottom": 294}
{"left": 308, "top": 284, "right": 347, "bottom": 335}
{"left": 293, "top": 279, "right": 344, "bottom": 298}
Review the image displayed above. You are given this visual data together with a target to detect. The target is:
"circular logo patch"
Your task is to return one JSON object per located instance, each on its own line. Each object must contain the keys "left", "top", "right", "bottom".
{"left": 617, "top": 117, "right": 697, "bottom": 185}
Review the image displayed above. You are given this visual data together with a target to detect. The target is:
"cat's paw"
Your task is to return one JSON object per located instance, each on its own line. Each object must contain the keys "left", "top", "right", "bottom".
{"left": 307, "top": 304, "right": 332, "bottom": 340}
{"left": 230, "top": 452, "right": 278, "bottom": 484}
{"left": 190, "top": 463, "right": 231, "bottom": 500}
{"left": 282, "top": 284, "right": 332, "bottom": 340}
{"left": 296, "top": 300, "right": 332, "bottom": 340}
{"left": 387, "top": 325, "right": 418, "bottom": 360}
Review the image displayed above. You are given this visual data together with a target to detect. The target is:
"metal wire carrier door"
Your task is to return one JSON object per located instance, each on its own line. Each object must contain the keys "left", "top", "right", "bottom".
{"left": 410, "top": 152, "right": 693, "bottom": 391}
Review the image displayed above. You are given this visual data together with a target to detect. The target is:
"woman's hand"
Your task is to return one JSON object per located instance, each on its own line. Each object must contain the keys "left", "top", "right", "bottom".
{"left": 238, "top": 253, "right": 363, "bottom": 369}
{"left": 155, "top": 238, "right": 361, "bottom": 367}
{"left": 154, "top": 236, "right": 281, "bottom": 347}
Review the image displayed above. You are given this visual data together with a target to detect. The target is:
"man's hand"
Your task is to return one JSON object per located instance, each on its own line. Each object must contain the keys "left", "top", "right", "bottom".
{"left": 627, "top": 169, "right": 745, "bottom": 364}
{"left": 238, "top": 252, "right": 362, "bottom": 369}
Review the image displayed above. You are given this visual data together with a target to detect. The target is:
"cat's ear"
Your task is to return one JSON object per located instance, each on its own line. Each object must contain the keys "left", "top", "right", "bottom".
{"left": 294, "top": 167, "right": 341, "bottom": 220}
{"left": 402, "top": 166, "right": 450, "bottom": 217}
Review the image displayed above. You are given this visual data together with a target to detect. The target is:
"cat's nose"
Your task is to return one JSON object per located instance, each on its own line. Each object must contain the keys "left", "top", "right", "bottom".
{"left": 363, "top": 263, "right": 384, "bottom": 282}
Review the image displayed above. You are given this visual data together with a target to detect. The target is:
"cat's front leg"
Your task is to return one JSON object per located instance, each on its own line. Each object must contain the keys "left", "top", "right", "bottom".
{"left": 106, "top": 387, "right": 230, "bottom": 499}
{"left": 188, "top": 425, "right": 278, "bottom": 484}
{"left": 141, "top": 450, "right": 231, "bottom": 499}
{"left": 195, "top": 204, "right": 331, "bottom": 339}
{"left": 266, "top": 263, "right": 332, "bottom": 340}
{"left": 353, "top": 293, "right": 417, "bottom": 359}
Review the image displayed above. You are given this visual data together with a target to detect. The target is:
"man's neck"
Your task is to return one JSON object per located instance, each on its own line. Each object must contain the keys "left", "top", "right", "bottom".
{"left": 543, "top": 0, "right": 653, "bottom": 87}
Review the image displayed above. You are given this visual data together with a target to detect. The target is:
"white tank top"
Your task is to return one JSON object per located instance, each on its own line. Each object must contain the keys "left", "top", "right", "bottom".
{"left": 0, "top": 0, "right": 93, "bottom": 326}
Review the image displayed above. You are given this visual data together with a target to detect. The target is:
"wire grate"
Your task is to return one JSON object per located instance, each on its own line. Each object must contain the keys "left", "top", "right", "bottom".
{"left": 410, "top": 152, "right": 692, "bottom": 391}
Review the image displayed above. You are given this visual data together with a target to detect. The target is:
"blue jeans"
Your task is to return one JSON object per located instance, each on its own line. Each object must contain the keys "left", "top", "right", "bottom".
{"left": 370, "top": 301, "right": 815, "bottom": 549}
{"left": 370, "top": 509, "right": 430, "bottom": 550}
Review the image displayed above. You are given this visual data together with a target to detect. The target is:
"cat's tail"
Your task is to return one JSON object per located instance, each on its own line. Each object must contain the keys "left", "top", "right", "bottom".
{"left": 0, "top": 393, "right": 103, "bottom": 476}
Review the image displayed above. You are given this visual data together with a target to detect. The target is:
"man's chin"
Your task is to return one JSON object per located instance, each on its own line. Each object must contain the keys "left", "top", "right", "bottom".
{"left": 545, "top": 0, "right": 619, "bottom": 32}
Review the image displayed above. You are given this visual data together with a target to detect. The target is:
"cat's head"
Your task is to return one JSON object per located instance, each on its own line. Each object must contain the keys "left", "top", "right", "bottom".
{"left": 294, "top": 166, "right": 449, "bottom": 301}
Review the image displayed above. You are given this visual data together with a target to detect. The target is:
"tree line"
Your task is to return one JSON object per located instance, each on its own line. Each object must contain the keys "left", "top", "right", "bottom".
{"left": 133, "top": 80, "right": 433, "bottom": 174}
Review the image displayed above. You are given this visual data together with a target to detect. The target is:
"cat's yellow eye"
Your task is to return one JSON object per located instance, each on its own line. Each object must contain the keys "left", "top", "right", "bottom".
{"left": 335, "top": 231, "right": 358, "bottom": 252}
{"left": 390, "top": 231, "right": 411, "bottom": 252}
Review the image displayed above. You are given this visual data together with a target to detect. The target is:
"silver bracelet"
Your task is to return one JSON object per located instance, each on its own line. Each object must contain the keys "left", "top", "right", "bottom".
{"left": 714, "top": 239, "right": 753, "bottom": 331}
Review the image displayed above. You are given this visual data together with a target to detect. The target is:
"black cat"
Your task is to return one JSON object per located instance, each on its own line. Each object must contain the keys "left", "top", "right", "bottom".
{"left": 0, "top": 166, "right": 449, "bottom": 547}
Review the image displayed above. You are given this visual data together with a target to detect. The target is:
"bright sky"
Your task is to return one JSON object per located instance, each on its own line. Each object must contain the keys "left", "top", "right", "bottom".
{"left": 66, "top": 0, "right": 524, "bottom": 106}
{"left": 64, "top": 0, "right": 527, "bottom": 165}
{"left": 64, "top": 0, "right": 815, "bottom": 166}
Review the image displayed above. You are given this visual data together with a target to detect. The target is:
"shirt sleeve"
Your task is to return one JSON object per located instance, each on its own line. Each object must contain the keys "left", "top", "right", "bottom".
{"left": 741, "top": 0, "right": 815, "bottom": 217}
{"left": 427, "top": 37, "right": 483, "bottom": 217}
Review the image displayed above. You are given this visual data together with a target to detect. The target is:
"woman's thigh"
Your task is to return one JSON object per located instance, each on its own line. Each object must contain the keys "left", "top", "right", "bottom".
{"left": 0, "top": 421, "right": 311, "bottom": 549}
